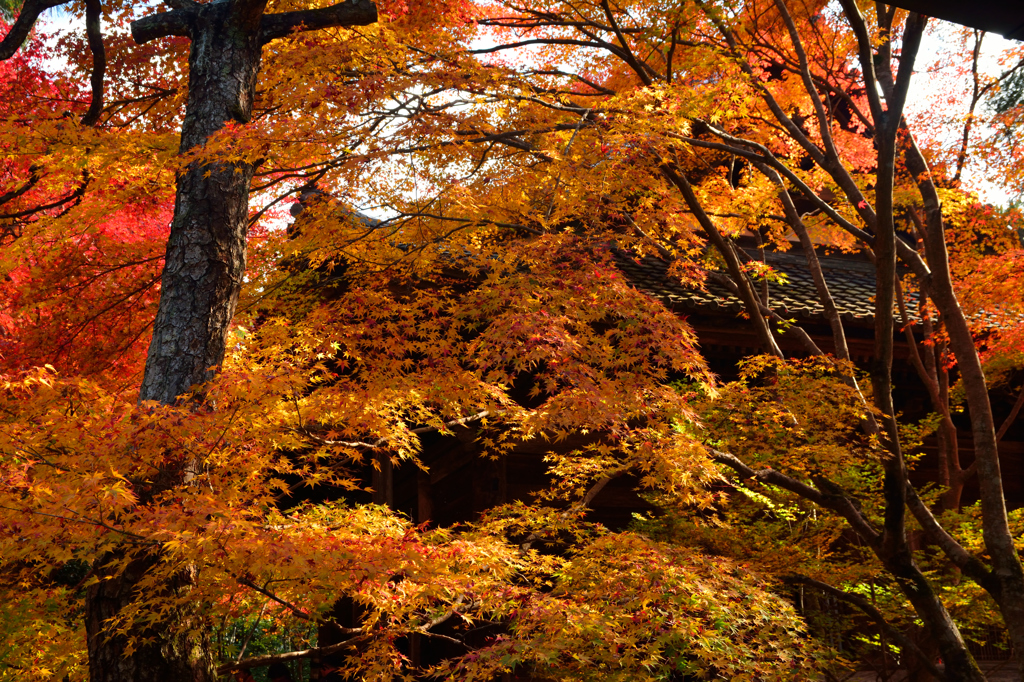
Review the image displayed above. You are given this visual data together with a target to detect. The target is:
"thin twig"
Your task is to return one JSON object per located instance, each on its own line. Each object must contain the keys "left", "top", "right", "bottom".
{"left": 0, "top": 504, "right": 154, "bottom": 544}
{"left": 235, "top": 599, "right": 269, "bottom": 663}
{"left": 237, "top": 577, "right": 315, "bottom": 622}
{"left": 545, "top": 108, "right": 592, "bottom": 222}
{"left": 218, "top": 634, "right": 369, "bottom": 674}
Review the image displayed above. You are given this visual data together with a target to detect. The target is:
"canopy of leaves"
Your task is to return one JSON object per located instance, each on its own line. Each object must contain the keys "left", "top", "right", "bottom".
{"left": 2, "top": 0, "right": 1024, "bottom": 679}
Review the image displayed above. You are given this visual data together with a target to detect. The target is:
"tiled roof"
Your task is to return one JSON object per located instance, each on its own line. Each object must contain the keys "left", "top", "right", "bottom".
{"left": 613, "top": 248, "right": 917, "bottom": 325}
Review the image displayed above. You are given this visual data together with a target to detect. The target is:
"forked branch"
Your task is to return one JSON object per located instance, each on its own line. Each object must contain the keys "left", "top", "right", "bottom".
{"left": 218, "top": 635, "right": 369, "bottom": 673}
{"left": 708, "top": 447, "right": 880, "bottom": 545}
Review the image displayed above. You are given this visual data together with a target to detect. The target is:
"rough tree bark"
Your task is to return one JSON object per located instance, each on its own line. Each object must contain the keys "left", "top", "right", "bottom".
{"left": 81, "top": 0, "right": 377, "bottom": 679}
{"left": 137, "top": 0, "right": 267, "bottom": 405}
{"left": 85, "top": 554, "right": 215, "bottom": 682}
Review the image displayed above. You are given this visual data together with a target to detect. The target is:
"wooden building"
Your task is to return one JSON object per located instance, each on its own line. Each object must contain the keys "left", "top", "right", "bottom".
{"left": 351, "top": 239, "right": 1024, "bottom": 530}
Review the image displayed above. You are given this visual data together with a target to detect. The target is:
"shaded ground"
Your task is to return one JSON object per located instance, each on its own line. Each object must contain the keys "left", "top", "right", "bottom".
{"left": 846, "top": 661, "right": 1019, "bottom": 681}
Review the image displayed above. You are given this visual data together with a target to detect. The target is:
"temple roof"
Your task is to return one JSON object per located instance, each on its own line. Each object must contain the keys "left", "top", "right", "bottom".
{"left": 888, "top": 0, "right": 1024, "bottom": 41}
{"left": 613, "top": 248, "right": 914, "bottom": 326}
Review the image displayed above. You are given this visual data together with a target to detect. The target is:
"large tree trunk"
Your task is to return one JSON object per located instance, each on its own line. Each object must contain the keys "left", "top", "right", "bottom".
{"left": 85, "top": 3, "right": 265, "bottom": 680}
{"left": 139, "top": 0, "right": 264, "bottom": 405}
{"left": 86, "top": 0, "right": 377, "bottom": 675}
{"left": 86, "top": 555, "right": 215, "bottom": 682}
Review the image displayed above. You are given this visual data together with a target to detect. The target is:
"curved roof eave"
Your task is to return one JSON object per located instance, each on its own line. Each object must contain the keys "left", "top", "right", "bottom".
{"left": 887, "top": 0, "right": 1024, "bottom": 41}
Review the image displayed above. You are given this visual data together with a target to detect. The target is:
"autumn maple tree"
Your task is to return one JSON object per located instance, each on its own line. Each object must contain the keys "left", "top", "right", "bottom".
{"left": 431, "top": 2, "right": 1024, "bottom": 678}
{"left": 3, "top": 0, "right": 1024, "bottom": 681}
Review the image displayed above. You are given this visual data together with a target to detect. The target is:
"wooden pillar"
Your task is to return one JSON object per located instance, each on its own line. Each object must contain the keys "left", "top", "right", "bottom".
{"left": 497, "top": 455, "right": 507, "bottom": 505}
{"left": 372, "top": 453, "right": 393, "bottom": 506}
{"left": 417, "top": 469, "right": 433, "bottom": 524}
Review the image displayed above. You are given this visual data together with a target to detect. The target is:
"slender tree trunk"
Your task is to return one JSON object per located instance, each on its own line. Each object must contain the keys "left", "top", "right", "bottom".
{"left": 903, "top": 133, "right": 1024, "bottom": 679}
{"left": 871, "top": 112, "right": 984, "bottom": 681}
{"left": 878, "top": 547, "right": 986, "bottom": 681}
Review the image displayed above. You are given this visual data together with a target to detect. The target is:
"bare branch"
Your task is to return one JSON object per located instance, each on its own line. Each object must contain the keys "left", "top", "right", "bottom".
{"left": 772, "top": 0, "right": 846, "bottom": 172}
{"left": 997, "top": 385, "right": 1024, "bottom": 443}
{"left": 259, "top": 0, "right": 377, "bottom": 44}
{"left": 836, "top": 0, "right": 885, "bottom": 134}
{"left": 696, "top": 0, "right": 878, "bottom": 233}
{"left": 704, "top": 271, "right": 824, "bottom": 357}
{"left": 236, "top": 577, "right": 316, "bottom": 622}
{"left": 299, "top": 410, "right": 507, "bottom": 450}
{"left": 521, "top": 471, "right": 622, "bottom": 552}
{"left": 0, "top": 170, "right": 89, "bottom": 220}
{"left": 954, "top": 31, "right": 985, "bottom": 183}
{"left": 0, "top": 167, "right": 41, "bottom": 208}
{"left": 660, "top": 164, "right": 784, "bottom": 358}
{"left": 708, "top": 447, "right": 880, "bottom": 545}
{"left": 131, "top": 8, "right": 194, "bottom": 44}
{"left": 0, "top": 503, "right": 155, "bottom": 545}
{"left": 235, "top": 600, "right": 269, "bottom": 663}
{"left": 755, "top": 161, "right": 851, "bottom": 361}
{"left": 903, "top": 484, "right": 999, "bottom": 597}
{"left": 677, "top": 129, "right": 876, "bottom": 246}
{"left": 599, "top": 0, "right": 656, "bottom": 86}
{"left": 888, "top": 13, "right": 926, "bottom": 138}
